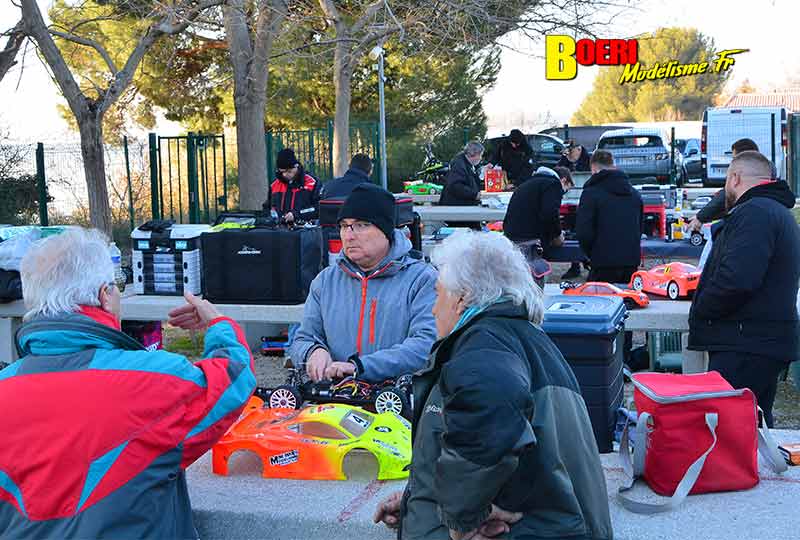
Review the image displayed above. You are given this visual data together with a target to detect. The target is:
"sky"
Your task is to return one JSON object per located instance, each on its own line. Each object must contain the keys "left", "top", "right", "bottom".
{"left": 1, "top": 0, "right": 799, "bottom": 143}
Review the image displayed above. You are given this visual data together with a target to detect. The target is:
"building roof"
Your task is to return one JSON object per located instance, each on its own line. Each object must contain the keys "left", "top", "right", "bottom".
{"left": 723, "top": 92, "right": 800, "bottom": 112}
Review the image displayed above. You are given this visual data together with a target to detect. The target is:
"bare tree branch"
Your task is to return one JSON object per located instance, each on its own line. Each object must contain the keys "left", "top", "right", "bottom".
{"left": 0, "top": 20, "right": 26, "bottom": 84}
{"left": 50, "top": 29, "right": 119, "bottom": 74}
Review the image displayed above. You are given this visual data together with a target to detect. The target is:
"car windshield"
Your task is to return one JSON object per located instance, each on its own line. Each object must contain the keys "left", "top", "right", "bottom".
{"left": 674, "top": 139, "right": 688, "bottom": 153}
{"left": 599, "top": 135, "right": 664, "bottom": 149}
{"left": 289, "top": 421, "right": 349, "bottom": 440}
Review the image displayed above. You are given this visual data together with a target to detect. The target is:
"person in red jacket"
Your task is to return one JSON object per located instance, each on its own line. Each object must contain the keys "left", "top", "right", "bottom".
{"left": 265, "top": 148, "right": 321, "bottom": 223}
{"left": 0, "top": 228, "right": 255, "bottom": 539}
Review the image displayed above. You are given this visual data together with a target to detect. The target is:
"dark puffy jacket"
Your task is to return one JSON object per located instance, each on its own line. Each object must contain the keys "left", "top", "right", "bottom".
{"left": 491, "top": 140, "right": 535, "bottom": 186}
{"left": 320, "top": 167, "right": 371, "bottom": 199}
{"left": 503, "top": 168, "right": 564, "bottom": 244}
{"left": 689, "top": 181, "right": 800, "bottom": 360}
{"left": 265, "top": 166, "right": 321, "bottom": 220}
{"left": 400, "top": 301, "right": 613, "bottom": 540}
{"left": 439, "top": 153, "right": 480, "bottom": 206}
{"left": 557, "top": 147, "right": 591, "bottom": 172}
{"left": 0, "top": 309, "right": 255, "bottom": 539}
{"left": 575, "top": 168, "right": 643, "bottom": 268}
{"left": 696, "top": 189, "right": 726, "bottom": 223}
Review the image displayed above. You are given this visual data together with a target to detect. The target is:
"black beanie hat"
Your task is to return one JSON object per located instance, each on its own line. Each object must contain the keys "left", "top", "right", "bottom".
{"left": 337, "top": 184, "right": 395, "bottom": 241}
{"left": 509, "top": 129, "right": 525, "bottom": 145}
{"left": 276, "top": 148, "right": 299, "bottom": 170}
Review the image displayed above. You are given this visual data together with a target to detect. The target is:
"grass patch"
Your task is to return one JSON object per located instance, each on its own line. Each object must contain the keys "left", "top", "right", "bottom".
{"left": 164, "top": 326, "right": 205, "bottom": 357}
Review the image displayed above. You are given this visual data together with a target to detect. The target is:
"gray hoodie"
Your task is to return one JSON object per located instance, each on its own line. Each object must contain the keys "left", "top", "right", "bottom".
{"left": 289, "top": 229, "right": 438, "bottom": 381}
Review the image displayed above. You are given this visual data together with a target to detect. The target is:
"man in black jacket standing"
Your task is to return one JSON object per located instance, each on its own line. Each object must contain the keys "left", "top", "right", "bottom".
{"left": 488, "top": 129, "right": 535, "bottom": 188}
{"left": 689, "top": 151, "right": 800, "bottom": 427}
{"left": 576, "top": 150, "right": 643, "bottom": 283}
{"left": 504, "top": 166, "right": 573, "bottom": 251}
{"left": 320, "top": 153, "right": 373, "bottom": 199}
{"left": 439, "top": 141, "right": 484, "bottom": 206}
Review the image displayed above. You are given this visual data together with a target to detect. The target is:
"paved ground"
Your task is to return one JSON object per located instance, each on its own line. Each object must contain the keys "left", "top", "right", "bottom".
{"left": 186, "top": 430, "right": 800, "bottom": 540}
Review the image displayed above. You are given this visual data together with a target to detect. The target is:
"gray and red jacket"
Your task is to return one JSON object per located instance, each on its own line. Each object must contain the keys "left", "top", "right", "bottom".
{"left": 0, "top": 307, "right": 255, "bottom": 539}
{"left": 289, "top": 230, "right": 437, "bottom": 382}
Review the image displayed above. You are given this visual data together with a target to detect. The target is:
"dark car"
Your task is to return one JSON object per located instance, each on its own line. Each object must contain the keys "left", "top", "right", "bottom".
{"left": 675, "top": 137, "right": 702, "bottom": 184}
{"left": 484, "top": 133, "right": 566, "bottom": 170}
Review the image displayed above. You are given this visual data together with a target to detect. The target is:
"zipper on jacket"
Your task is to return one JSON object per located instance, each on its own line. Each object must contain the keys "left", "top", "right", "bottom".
{"left": 356, "top": 277, "right": 368, "bottom": 354}
{"left": 291, "top": 189, "right": 298, "bottom": 210}
{"left": 369, "top": 299, "right": 377, "bottom": 345}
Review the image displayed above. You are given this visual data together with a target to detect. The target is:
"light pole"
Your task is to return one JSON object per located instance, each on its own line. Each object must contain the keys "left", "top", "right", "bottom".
{"left": 371, "top": 44, "right": 388, "bottom": 190}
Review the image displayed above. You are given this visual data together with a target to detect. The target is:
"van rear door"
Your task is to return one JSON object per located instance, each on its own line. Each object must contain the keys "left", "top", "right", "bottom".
{"left": 706, "top": 107, "right": 784, "bottom": 184}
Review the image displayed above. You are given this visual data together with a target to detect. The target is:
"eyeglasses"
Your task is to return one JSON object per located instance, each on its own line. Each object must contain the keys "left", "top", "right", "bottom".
{"left": 339, "top": 222, "right": 373, "bottom": 234}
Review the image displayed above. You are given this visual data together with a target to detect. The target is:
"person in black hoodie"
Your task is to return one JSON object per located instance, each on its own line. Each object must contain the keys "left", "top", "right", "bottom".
{"left": 320, "top": 153, "right": 373, "bottom": 199}
{"left": 439, "top": 141, "right": 484, "bottom": 207}
{"left": 504, "top": 166, "right": 574, "bottom": 252}
{"left": 264, "top": 148, "right": 321, "bottom": 223}
{"left": 689, "top": 151, "right": 800, "bottom": 427}
{"left": 575, "top": 150, "right": 643, "bottom": 283}
{"left": 488, "top": 129, "right": 535, "bottom": 188}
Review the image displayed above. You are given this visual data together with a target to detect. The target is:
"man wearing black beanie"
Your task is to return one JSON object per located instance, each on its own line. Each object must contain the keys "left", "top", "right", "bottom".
{"left": 289, "top": 183, "right": 438, "bottom": 386}
{"left": 264, "top": 148, "right": 320, "bottom": 223}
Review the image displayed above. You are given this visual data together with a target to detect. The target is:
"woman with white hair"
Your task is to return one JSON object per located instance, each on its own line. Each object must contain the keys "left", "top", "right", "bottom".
{"left": 374, "top": 231, "right": 612, "bottom": 540}
{"left": 0, "top": 228, "right": 255, "bottom": 539}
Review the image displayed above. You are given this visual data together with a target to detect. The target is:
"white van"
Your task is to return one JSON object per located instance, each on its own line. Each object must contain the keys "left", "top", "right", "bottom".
{"left": 701, "top": 106, "right": 788, "bottom": 186}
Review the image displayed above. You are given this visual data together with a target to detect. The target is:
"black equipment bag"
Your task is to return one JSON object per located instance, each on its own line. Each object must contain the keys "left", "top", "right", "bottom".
{"left": 201, "top": 225, "right": 323, "bottom": 304}
{"left": 0, "top": 269, "right": 22, "bottom": 303}
{"left": 318, "top": 196, "right": 414, "bottom": 228}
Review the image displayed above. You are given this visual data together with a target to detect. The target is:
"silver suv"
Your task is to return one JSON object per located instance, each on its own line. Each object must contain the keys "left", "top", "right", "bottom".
{"left": 595, "top": 128, "right": 680, "bottom": 184}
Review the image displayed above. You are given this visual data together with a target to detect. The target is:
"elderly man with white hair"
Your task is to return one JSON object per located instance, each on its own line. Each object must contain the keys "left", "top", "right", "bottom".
{"left": 374, "top": 231, "right": 612, "bottom": 540}
{"left": 0, "top": 228, "right": 255, "bottom": 538}
{"left": 439, "top": 141, "right": 485, "bottom": 207}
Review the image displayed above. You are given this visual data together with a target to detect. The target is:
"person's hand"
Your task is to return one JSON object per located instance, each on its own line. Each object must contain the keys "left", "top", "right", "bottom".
{"left": 307, "top": 347, "right": 332, "bottom": 382}
{"left": 324, "top": 361, "right": 355, "bottom": 380}
{"left": 284, "top": 211, "right": 295, "bottom": 223}
{"left": 688, "top": 216, "right": 702, "bottom": 232}
{"left": 449, "top": 505, "right": 523, "bottom": 539}
{"left": 551, "top": 231, "right": 565, "bottom": 247}
{"left": 373, "top": 491, "right": 403, "bottom": 529}
{"left": 168, "top": 292, "right": 223, "bottom": 331}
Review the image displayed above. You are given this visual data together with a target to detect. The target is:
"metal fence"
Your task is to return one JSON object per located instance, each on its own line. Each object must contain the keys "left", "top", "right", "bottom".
{"left": 266, "top": 121, "right": 380, "bottom": 183}
{"left": 149, "top": 133, "right": 228, "bottom": 224}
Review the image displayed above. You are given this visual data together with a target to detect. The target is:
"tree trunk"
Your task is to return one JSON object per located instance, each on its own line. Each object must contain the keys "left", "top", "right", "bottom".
{"left": 332, "top": 43, "right": 353, "bottom": 177}
{"left": 235, "top": 95, "right": 269, "bottom": 210}
{"left": 78, "top": 113, "right": 112, "bottom": 235}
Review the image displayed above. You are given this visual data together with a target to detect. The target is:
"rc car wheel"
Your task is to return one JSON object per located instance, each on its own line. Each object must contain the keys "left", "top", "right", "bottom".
{"left": 631, "top": 275, "right": 644, "bottom": 291}
{"left": 667, "top": 281, "right": 680, "bottom": 300}
{"left": 623, "top": 298, "right": 636, "bottom": 310}
{"left": 375, "top": 388, "right": 410, "bottom": 418}
{"left": 268, "top": 385, "right": 303, "bottom": 409}
{"left": 689, "top": 231, "right": 704, "bottom": 247}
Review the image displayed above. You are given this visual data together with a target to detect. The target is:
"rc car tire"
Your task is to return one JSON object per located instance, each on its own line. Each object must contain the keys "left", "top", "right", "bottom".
{"left": 269, "top": 385, "right": 303, "bottom": 409}
{"left": 631, "top": 275, "right": 644, "bottom": 291}
{"left": 375, "top": 388, "right": 410, "bottom": 418}
{"left": 689, "top": 232, "right": 704, "bottom": 247}
{"left": 667, "top": 281, "right": 680, "bottom": 300}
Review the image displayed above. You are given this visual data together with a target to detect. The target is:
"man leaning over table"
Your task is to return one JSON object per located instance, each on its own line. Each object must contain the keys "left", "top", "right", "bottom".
{"left": 289, "top": 183, "right": 438, "bottom": 382}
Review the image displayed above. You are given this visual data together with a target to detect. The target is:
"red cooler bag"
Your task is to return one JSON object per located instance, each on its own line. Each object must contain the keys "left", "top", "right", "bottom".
{"left": 619, "top": 371, "right": 786, "bottom": 513}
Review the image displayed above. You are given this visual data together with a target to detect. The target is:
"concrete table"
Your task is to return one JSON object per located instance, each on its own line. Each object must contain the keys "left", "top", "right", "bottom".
{"left": 186, "top": 429, "right": 800, "bottom": 540}
{"left": 414, "top": 205, "right": 506, "bottom": 223}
